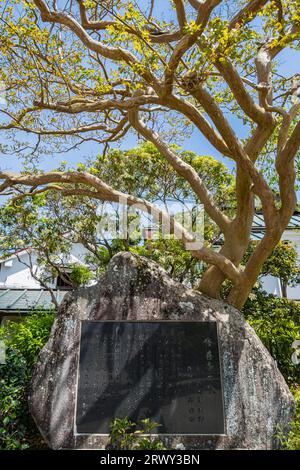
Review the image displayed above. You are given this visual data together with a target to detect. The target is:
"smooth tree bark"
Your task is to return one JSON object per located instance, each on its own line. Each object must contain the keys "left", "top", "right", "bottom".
{"left": 0, "top": 0, "right": 299, "bottom": 309}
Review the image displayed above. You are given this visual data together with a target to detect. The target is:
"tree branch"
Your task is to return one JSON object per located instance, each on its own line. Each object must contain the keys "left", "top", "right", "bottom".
{"left": 127, "top": 108, "right": 231, "bottom": 233}
{"left": 165, "top": 94, "right": 232, "bottom": 157}
{"left": 32, "top": 94, "right": 161, "bottom": 114}
{"left": 215, "top": 58, "right": 269, "bottom": 125}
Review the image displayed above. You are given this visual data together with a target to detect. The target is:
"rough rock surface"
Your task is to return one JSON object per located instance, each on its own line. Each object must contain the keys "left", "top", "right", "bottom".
{"left": 29, "top": 252, "right": 294, "bottom": 449}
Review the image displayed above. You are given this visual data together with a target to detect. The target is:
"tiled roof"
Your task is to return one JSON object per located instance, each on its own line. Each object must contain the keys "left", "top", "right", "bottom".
{"left": 211, "top": 212, "right": 300, "bottom": 246}
{"left": 251, "top": 212, "right": 300, "bottom": 240}
{"left": 0, "top": 289, "right": 66, "bottom": 312}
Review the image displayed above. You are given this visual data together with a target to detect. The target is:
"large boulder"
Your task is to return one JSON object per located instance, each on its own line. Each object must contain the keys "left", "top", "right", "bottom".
{"left": 29, "top": 252, "right": 294, "bottom": 449}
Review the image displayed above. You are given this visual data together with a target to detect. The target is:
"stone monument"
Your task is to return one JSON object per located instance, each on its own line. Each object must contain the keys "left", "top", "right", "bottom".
{"left": 29, "top": 252, "right": 294, "bottom": 449}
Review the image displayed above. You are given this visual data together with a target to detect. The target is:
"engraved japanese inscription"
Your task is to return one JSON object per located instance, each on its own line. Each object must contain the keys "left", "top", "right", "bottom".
{"left": 76, "top": 321, "right": 225, "bottom": 435}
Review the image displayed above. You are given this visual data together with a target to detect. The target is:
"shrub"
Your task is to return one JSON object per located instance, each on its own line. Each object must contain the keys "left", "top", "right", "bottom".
{"left": 277, "top": 388, "right": 300, "bottom": 450}
{"left": 109, "top": 417, "right": 167, "bottom": 450}
{"left": 242, "top": 289, "right": 300, "bottom": 386}
{"left": 0, "top": 311, "right": 55, "bottom": 367}
{"left": 0, "top": 311, "right": 54, "bottom": 449}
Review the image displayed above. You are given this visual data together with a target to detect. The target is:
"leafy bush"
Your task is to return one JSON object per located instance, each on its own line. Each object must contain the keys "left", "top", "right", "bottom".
{"left": 239, "top": 287, "right": 300, "bottom": 449}
{"left": 109, "top": 417, "right": 167, "bottom": 450}
{"left": 277, "top": 388, "right": 300, "bottom": 450}
{"left": 242, "top": 289, "right": 300, "bottom": 386}
{"left": 0, "top": 311, "right": 54, "bottom": 449}
{"left": 69, "top": 263, "right": 93, "bottom": 287}
{"left": 0, "top": 311, "right": 55, "bottom": 367}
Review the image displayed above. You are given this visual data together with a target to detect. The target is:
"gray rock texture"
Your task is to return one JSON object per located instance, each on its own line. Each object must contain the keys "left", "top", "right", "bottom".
{"left": 29, "top": 252, "right": 294, "bottom": 449}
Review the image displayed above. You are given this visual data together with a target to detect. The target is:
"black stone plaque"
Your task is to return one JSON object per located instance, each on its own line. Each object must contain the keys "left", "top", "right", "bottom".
{"left": 76, "top": 321, "right": 225, "bottom": 434}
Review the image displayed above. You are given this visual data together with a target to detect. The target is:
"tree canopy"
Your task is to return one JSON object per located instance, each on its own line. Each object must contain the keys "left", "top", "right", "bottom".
{"left": 0, "top": 0, "right": 299, "bottom": 308}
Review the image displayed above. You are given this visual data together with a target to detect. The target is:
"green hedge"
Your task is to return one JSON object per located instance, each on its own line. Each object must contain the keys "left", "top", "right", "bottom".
{"left": 0, "top": 311, "right": 54, "bottom": 449}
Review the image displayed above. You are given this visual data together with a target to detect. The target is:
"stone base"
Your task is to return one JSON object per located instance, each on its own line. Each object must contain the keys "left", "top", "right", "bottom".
{"left": 29, "top": 252, "right": 294, "bottom": 449}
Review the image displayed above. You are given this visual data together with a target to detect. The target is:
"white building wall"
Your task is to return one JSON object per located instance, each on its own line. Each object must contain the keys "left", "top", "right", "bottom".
{"left": 0, "top": 244, "right": 90, "bottom": 289}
